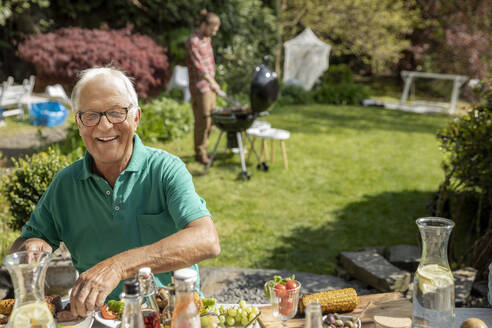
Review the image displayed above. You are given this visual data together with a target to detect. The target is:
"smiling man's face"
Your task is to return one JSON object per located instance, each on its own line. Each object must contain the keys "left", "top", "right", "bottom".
{"left": 76, "top": 74, "right": 140, "bottom": 170}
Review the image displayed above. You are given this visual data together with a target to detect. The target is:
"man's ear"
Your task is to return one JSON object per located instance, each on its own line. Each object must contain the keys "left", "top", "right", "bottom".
{"left": 74, "top": 113, "right": 82, "bottom": 135}
{"left": 134, "top": 107, "right": 142, "bottom": 125}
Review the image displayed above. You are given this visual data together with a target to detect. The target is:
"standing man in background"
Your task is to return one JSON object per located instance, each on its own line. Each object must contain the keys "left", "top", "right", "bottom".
{"left": 186, "top": 9, "right": 221, "bottom": 165}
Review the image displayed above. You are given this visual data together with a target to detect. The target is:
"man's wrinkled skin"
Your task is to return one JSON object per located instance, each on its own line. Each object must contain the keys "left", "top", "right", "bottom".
{"left": 10, "top": 74, "right": 221, "bottom": 318}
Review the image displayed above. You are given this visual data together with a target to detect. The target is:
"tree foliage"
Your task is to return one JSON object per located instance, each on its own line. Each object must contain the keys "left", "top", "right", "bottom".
{"left": 2, "top": 0, "right": 277, "bottom": 96}
{"left": 18, "top": 26, "right": 169, "bottom": 98}
{"left": 280, "top": 0, "right": 420, "bottom": 73}
{"left": 0, "top": 0, "right": 49, "bottom": 26}
{"left": 404, "top": 0, "right": 492, "bottom": 79}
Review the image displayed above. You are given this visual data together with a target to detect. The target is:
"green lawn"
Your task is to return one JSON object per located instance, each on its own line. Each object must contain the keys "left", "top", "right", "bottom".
{"left": 151, "top": 104, "right": 453, "bottom": 274}
{"left": 0, "top": 103, "right": 454, "bottom": 274}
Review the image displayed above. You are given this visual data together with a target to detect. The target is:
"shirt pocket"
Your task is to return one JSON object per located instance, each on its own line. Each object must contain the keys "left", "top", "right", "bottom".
{"left": 137, "top": 211, "right": 178, "bottom": 246}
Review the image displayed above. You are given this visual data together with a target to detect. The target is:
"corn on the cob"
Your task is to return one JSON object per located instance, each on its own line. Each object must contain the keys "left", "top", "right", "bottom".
{"left": 0, "top": 299, "right": 14, "bottom": 315}
{"left": 299, "top": 288, "right": 359, "bottom": 314}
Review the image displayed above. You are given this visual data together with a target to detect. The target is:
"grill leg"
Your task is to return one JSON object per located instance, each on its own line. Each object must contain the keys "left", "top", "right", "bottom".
{"left": 205, "top": 130, "right": 224, "bottom": 173}
{"left": 237, "top": 132, "right": 247, "bottom": 173}
{"left": 236, "top": 132, "right": 251, "bottom": 180}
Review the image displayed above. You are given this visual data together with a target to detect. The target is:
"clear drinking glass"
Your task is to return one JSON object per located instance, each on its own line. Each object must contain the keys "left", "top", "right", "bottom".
{"left": 268, "top": 281, "right": 301, "bottom": 328}
{"left": 412, "top": 217, "right": 455, "bottom": 328}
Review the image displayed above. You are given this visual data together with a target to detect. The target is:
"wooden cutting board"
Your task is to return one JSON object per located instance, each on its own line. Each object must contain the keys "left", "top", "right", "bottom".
{"left": 258, "top": 292, "right": 412, "bottom": 328}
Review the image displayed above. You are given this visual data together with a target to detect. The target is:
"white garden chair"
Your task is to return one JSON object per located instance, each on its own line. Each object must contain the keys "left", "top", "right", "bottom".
{"left": 0, "top": 75, "right": 36, "bottom": 121}
{"left": 167, "top": 65, "right": 191, "bottom": 102}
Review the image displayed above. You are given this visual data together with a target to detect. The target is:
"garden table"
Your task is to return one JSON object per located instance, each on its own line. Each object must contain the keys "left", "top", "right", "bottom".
{"left": 258, "top": 292, "right": 492, "bottom": 328}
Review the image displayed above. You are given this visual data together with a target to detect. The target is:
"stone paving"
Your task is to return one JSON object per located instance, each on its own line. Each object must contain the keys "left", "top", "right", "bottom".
{"left": 199, "top": 266, "right": 371, "bottom": 304}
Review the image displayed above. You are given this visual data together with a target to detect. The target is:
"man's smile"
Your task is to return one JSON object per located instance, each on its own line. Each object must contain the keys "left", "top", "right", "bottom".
{"left": 96, "top": 136, "right": 119, "bottom": 143}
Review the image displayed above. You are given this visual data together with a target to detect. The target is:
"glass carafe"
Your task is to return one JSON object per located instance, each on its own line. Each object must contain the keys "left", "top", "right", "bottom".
{"left": 3, "top": 251, "right": 55, "bottom": 328}
{"left": 412, "top": 217, "right": 455, "bottom": 328}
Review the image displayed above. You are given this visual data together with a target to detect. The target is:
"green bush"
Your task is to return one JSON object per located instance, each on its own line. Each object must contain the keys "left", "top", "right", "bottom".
{"left": 0, "top": 148, "right": 70, "bottom": 231}
{"left": 434, "top": 80, "right": 492, "bottom": 276}
{"left": 56, "top": 121, "right": 86, "bottom": 160}
{"left": 314, "top": 64, "right": 353, "bottom": 87}
{"left": 138, "top": 96, "right": 192, "bottom": 144}
{"left": 437, "top": 91, "right": 492, "bottom": 197}
{"left": 312, "top": 83, "right": 371, "bottom": 105}
{"left": 277, "top": 83, "right": 313, "bottom": 105}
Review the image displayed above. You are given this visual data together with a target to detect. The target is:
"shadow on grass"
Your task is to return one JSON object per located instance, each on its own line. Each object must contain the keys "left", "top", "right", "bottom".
{"left": 255, "top": 190, "right": 436, "bottom": 274}
{"left": 272, "top": 105, "right": 451, "bottom": 136}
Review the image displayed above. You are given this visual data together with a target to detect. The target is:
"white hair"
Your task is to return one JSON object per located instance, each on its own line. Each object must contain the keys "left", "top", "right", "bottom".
{"left": 71, "top": 67, "right": 139, "bottom": 115}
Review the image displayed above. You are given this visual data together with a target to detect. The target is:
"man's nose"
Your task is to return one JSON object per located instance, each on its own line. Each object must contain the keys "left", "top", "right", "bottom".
{"left": 98, "top": 113, "right": 113, "bottom": 128}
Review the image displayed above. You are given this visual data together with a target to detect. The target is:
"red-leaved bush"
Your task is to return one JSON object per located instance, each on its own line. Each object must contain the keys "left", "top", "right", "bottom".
{"left": 18, "top": 25, "right": 169, "bottom": 98}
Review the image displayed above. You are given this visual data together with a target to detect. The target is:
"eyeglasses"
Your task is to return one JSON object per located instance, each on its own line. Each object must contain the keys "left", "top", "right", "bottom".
{"left": 78, "top": 107, "right": 130, "bottom": 127}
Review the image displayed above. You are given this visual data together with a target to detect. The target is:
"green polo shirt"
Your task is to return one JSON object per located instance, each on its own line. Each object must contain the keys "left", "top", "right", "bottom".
{"left": 21, "top": 134, "right": 210, "bottom": 300}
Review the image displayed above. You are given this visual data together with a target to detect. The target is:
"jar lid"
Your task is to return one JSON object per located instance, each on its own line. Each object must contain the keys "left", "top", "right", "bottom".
{"left": 174, "top": 268, "right": 197, "bottom": 282}
{"left": 123, "top": 279, "right": 140, "bottom": 295}
{"left": 139, "top": 267, "right": 151, "bottom": 275}
{"left": 374, "top": 316, "right": 411, "bottom": 328}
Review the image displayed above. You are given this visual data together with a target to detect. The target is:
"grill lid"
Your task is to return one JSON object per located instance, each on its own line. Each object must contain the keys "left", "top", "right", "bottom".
{"left": 250, "top": 64, "right": 279, "bottom": 113}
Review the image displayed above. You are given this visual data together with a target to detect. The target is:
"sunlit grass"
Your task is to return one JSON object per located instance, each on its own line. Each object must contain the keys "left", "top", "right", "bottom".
{"left": 160, "top": 104, "right": 453, "bottom": 274}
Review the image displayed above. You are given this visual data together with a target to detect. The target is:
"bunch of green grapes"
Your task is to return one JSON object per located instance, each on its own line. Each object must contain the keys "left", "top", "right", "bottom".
{"left": 217, "top": 300, "right": 261, "bottom": 327}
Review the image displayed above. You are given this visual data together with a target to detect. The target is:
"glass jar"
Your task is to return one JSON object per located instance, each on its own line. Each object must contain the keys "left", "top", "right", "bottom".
{"left": 304, "top": 302, "right": 322, "bottom": 328}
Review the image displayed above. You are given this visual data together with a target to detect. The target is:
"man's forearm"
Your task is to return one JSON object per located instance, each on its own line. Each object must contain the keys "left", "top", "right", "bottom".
{"left": 112, "top": 217, "right": 220, "bottom": 279}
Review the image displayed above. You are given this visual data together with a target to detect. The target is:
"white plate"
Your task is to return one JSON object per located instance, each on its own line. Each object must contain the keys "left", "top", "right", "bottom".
{"left": 93, "top": 303, "right": 265, "bottom": 328}
{"left": 57, "top": 314, "right": 95, "bottom": 328}
{"left": 94, "top": 311, "right": 120, "bottom": 328}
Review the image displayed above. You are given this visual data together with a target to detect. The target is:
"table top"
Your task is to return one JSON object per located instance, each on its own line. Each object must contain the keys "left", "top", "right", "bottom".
{"left": 257, "top": 292, "right": 492, "bottom": 328}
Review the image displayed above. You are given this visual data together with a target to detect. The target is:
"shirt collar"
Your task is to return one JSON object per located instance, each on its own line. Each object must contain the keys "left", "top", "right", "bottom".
{"left": 78, "top": 134, "right": 147, "bottom": 180}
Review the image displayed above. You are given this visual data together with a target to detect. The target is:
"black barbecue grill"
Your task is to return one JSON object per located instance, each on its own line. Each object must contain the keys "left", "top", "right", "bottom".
{"left": 206, "top": 64, "right": 279, "bottom": 180}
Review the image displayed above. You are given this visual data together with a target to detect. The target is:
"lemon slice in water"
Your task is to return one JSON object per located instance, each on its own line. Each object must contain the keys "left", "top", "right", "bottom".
{"left": 9, "top": 302, "right": 54, "bottom": 327}
{"left": 417, "top": 264, "right": 454, "bottom": 294}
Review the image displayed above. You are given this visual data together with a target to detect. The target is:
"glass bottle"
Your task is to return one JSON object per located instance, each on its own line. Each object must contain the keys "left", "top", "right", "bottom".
{"left": 304, "top": 302, "right": 322, "bottom": 328}
{"left": 138, "top": 267, "right": 161, "bottom": 328}
{"left": 412, "top": 217, "right": 455, "bottom": 328}
{"left": 3, "top": 251, "right": 55, "bottom": 328}
{"left": 171, "top": 268, "right": 200, "bottom": 328}
{"left": 121, "top": 279, "right": 145, "bottom": 328}
{"left": 163, "top": 282, "right": 176, "bottom": 328}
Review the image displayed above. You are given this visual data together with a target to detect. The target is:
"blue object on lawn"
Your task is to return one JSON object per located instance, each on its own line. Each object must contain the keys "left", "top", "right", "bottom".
{"left": 29, "top": 101, "right": 68, "bottom": 127}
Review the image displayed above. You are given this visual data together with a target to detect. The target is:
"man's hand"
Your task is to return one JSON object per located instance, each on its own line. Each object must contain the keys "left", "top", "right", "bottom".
{"left": 209, "top": 79, "right": 221, "bottom": 94}
{"left": 10, "top": 237, "right": 52, "bottom": 254}
{"left": 70, "top": 258, "right": 123, "bottom": 318}
{"left": 204, "top": 73, "right": 221, "bottom": 94}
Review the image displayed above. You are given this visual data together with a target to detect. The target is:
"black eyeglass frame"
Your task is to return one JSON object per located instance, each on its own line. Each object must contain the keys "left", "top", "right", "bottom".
{"left": 77, "top": 107, "right": 130, "bottom": 127}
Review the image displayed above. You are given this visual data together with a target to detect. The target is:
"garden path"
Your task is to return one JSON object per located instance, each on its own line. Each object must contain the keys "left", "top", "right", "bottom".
{"left": 0, "top": 124, "right": 67, "bottom": 165}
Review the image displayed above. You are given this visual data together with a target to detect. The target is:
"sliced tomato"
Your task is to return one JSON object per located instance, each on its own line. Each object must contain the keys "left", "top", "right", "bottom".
{"left": 100, "top": 304, "right": 118, "bottom": 320}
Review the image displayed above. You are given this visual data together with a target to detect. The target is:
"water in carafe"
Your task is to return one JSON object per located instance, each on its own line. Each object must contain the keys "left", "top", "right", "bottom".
{"left": 412, "top": 217, "right": 455, "bottom": 328}
{"left": 3, "top": 251, "right": 55, "bottom": 328}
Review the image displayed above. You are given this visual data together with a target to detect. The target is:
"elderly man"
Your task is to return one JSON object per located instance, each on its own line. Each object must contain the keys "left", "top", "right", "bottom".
{"left": 9, "top": 67, "right": 221, "bottom": 318}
